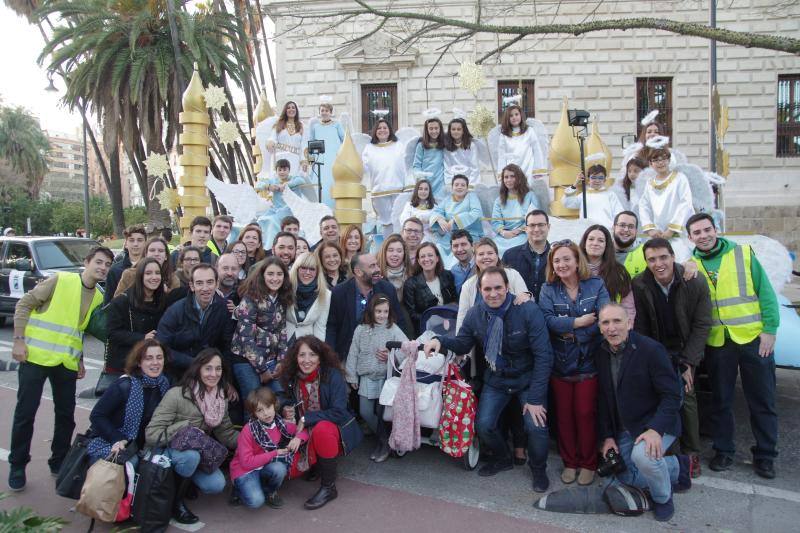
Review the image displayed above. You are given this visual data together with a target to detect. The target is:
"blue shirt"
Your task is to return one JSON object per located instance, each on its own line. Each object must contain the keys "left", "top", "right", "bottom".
{"left": 451, "top": 259, "right": 476, "bottom": 296}
{"left": 355, "top": 287, "right": 374, "bottom": 324}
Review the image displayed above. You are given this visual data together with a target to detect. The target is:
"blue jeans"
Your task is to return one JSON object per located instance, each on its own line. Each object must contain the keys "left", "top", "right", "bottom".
{"left": 166, "top": 448, "right": 226, "bottom": 494}
{"left": 615, "top": 431, "right": 678, "bottom": 504}
{"left": 476, "top": 378, "right": 550, "bottom": 471}
{"left": 706, "top": 338, "right": 778, "bottom": 460}
{"left": 234, "top": 462, "right": 288, "bottom": 508}
{"left": 233, "top": 363, "right": 284, "bottom": 402}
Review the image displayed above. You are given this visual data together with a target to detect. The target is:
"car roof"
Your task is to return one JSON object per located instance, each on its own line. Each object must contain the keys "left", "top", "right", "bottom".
{"left": 0, "top": 236, "right": 99, "bottom": 243}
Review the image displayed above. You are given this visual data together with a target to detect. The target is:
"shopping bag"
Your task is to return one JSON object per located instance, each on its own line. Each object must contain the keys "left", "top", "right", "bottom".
{"left": 132, "top": 451, "right": 175, "bottom": 532}
{"left": 438, "top": 364, "right": 476, "bottom": 458}
{"left": 114, "top": 461, "right": 136, "bottom": 522}
{"left": 55, "top": 432, "right": 91, "bottom": 500}
{"left": 76, "top": 453, "right": 126, "bottom": 523}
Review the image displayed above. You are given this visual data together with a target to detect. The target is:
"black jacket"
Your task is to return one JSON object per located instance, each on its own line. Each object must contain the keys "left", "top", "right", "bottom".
{"left": 595, "top": 331, "right": 682, "bottom": 440}
{"left": 502, "top": 241, "right": 550, "bottom": 302}
{"left": 104, "top": 253, "right": 132, "bottom": 305}
{"left": 632, "top": 264, "right": 712, "bottom": 367}
{"left": 402, "top": 270, "right": 457, "bottom": 337}
{"left": 325, "top": 278, "right": 408, "bottom": 361}
{"left": 90, "top": 376, "right": 166, "bottom": 451}
{"left": 156, "top": 293, "right": 235, "bottom": 373}
{"left": 106, "top": 293, "right": 165, "bottom": 371}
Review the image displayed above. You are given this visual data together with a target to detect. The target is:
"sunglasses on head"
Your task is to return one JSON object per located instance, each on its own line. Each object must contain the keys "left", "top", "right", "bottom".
{"left": 552, "top": 239, "right": 573, "bottom": 248}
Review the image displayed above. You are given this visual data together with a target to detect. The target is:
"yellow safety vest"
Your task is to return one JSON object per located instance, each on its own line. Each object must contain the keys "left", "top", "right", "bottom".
{"left": 693, "top": 244, "right": 763, "bottom": 347}
{"left": 623, "top": 244, "right": 647, "bottom": 278}
{"left": 24, "top": 273, "right": 103, "bottom": 371}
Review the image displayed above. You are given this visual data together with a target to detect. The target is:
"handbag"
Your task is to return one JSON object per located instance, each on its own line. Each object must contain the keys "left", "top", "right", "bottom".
{"left": 169, "top": 426, "right": 228, "bottom": 474}
{"left": 438, "top": 363, "right": 477, "bottom": 458}
{"left": 76, "top": 453, "right": 126, "bottom": 523}
{"left": 56, "top": 432, "right": 91, "bottom": 500}
{"left": 84, "top": 303, "right": 108, "bottom": 342}
{"left": 115, "top": 461, "right": 136, "bottom": 523}
{"left": 132, "top": 450, "right": 175, "bottom": 532}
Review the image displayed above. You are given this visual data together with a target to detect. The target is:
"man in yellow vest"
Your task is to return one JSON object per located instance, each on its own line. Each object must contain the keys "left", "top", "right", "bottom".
{"left": 687, "top": 213, "right": 779, "bottom": 479}
{"left": 7, "top": 246, "right": 113, "bottom": 492}
{"left": 613, "top": 211, "right": 647, "bottom": 278}
{"left": 207, "top": 214, "right": 233, "bottom": 257}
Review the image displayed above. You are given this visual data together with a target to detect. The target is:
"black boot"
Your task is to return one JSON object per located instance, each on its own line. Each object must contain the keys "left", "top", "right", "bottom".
{"left": 304, "top": 458, "right": 338, "bottom": 510}
{"left": 173, "top": 475, "right": 199, "bottom": 524}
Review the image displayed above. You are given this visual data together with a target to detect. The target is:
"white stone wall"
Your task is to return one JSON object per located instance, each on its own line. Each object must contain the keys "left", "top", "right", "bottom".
{"left": 265, "top": 0, "right": 800, "bottom": 211}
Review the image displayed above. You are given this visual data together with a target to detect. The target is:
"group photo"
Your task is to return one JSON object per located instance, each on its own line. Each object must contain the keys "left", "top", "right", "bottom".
{"left": 0, "top": 1, "right": 799, "bottom": 532}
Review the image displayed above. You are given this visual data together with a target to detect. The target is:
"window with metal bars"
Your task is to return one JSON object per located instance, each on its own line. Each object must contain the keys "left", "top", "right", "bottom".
{"left": 497, "top": 80, "right": 535, "bottom": 119}
{"left": 361, "top": 84, "right": 398, "bottom": 134}
{"left": 777, "top": 75, "right": 800, "bottom": 157}
{"left": 636, "top": 77, "right": 673, "bottom": 140}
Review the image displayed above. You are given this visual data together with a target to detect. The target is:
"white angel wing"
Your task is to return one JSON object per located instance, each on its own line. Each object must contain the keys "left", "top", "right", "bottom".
{"left": 390, "top": 192, "right": 413, "bottom": 234}
{"left": 547, "top": 216, "right": 597, "bottom": 243}
{"left": 726, "top": 234, "right": 793, "bottom": 295}
{"left": 395, "top": 127, "right": 418, "bottom": 145}
{"left": 526, "top": 117, "right": 550, "bottom": 167}
{"left": 282, "top": 187, "right": 333, "bottom": 246}
{"left": 471, "top": 183, "right": 500, "bottom": 219}
{"left": 255, "top": 116, "right": 279, "bottom": 180}
{"left": 205, "top": 177, "right": 271, "bottom": 223}
{"left": 308, "top": 116, "right": 320, "bottom": 135}
{"left": 530, "top": 178, "right": 551, "bottom": 215}
{"left": 487, "top": 125, "right": 502, "bottom": 173}
{"left": 403, "top": 135, "right": 421, "bottom": 175}
{"left": 675, "top": 163, "right": 715, "bottom": 213}
{"left": 350, "top": 133, "right": 372, "bottom": 158}
{"left": 473, "top": 138, "right": 493, "bottom": 170}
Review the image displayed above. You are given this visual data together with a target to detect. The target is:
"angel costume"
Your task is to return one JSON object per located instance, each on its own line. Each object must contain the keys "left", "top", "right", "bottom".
{"left": 443, "top": 142, "right": 483, "bottom": 186}
{"left": 430, "top": 192, "right": 484, "bottom": 253}
{"left": 268, "top": 125, "right": 309, "bottom": 178}
{"left": 363, "top": 141, "right": 410, "bottom": 234}
{"left": 639, "top": 171, "right": 695, "bottom": 261}
{"left": 561, "top": 186, "right": 625, "bottom": 231}
{"left": 497, "top": 127, "right": 548, "bottom": 179}
{"left": 256, "top": 174, "right": 308, "bottom": 247}
{"left": 490, "top": 192, "right": 540, "bottom": 255}
{"left": 309, "top": 119, "right": 345, "bottom": 209}
{"left": 412, "top": 142, "right": 445, "bottom": 201}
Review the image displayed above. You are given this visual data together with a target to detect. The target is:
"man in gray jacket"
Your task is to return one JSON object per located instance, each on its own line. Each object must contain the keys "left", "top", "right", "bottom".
{"left": 632, "top": 238, "right": 712, "bottom": 477}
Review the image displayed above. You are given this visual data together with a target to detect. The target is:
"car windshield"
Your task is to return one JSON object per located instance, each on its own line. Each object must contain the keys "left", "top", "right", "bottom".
{"left": 35, "top": 240, "right": 96, "bottom": 270}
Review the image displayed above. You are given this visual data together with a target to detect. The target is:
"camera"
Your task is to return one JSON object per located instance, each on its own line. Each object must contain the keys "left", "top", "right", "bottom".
{"left": 597, "top": 448, "right": 627, "bottom": 478}
{"left": 568, "top": 109, "right": 590, "bottom": 128}
{"left": 307, "top": 139, "right": 325, "bottom": 155}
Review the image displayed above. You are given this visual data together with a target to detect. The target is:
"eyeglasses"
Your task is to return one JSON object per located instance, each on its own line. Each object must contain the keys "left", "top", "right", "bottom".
{"left": 298, "top": 266, "right": 317, "bottom": 272}
{"left": 526, "top": 223, "right": 548, "bottom": 229}
{"left": 232, "top": 250, "right": 247, "bottom": 256}
{"left": 649, "top": 155, "right": 670, "bottom": 163}
{"left": 183, "top": 257, "right": 201, "bottom": 264}
{"left": 403, "top": 228, "right": 422, "bottom": 235}
{"left": 589, "top": 175, "right": 607, "bottom": 180}
{"left": 615, "top": 223, "right": 636, "bottom": 231}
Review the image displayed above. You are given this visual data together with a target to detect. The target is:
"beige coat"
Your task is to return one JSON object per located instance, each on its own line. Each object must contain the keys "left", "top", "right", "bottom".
{"left": 145, "top": 386, "right": 239, "bottom": 449}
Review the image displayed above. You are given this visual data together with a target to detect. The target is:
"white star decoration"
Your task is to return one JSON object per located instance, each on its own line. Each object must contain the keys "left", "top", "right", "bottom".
{"left": 203, "top": 84, "right": 228, "bottom": 112}
{"left": 217, "top": 119, "right": 240, "bottom": 146}
{"left": 143, "top": 152, "right": 170, "bottom": 177}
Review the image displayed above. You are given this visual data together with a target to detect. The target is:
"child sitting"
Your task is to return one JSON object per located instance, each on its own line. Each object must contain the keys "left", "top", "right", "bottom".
{"left": 256, "top": 158, "right": 307, "bottom": 247}
{"left": 345, "top": 295, "right": 408, "bottom": 463}
{"left": 561, "top": 164, "right": 624, "bottom": 230}
{"left": 230, "top": 387, "right": 307, "bottom": 509}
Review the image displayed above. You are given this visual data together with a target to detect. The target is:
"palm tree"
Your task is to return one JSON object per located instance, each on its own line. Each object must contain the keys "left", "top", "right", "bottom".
{"left": 37, "top": 0, "right": 255, "bottom": 227}
{"left": 0, "top": 103, "right": 50, "bottom": 199}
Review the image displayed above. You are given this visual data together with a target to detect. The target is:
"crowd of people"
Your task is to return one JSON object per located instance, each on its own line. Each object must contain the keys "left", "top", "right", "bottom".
{"left": 4, "top": 105, "right": 782, "bottom": 525}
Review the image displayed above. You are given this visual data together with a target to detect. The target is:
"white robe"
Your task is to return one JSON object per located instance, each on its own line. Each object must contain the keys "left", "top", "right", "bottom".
{"left": 363, "top": 141, "right": 411, "bottom": 226}
{"left": 443, "top": 146, "right": 481, "bottom": 186}
{"left": 268, "top": 127, "right": 309, "bottom": 178}
{"left": 639, "top": 171, "right": 695, "bottom": 262}
{"left": 399, "top": 203, "right": 434, "bottom": 241}
{"left": 561, "top": 186, "right": 625, "bottom": 231}
{"left": 497, "top": 129, "right": 547, "bottom": 179}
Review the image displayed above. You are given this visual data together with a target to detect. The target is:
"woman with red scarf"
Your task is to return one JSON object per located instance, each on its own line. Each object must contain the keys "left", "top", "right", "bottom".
{"left": 280, "top": 335, "right": 362, "bottom": 510}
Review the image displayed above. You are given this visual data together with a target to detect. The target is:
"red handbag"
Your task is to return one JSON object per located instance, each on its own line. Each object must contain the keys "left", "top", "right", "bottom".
{"left": 438, "top": 364, "right": 476, "bottom": 458}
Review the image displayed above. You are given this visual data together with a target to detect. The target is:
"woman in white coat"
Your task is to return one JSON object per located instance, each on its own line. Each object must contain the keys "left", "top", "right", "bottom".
{"left": 286, "top": 251, "right": 330, "bottom": 342}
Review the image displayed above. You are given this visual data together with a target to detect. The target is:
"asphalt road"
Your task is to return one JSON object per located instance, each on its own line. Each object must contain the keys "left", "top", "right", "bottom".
{"left": 1, "top": 323, "right": 799, "bottom": 532}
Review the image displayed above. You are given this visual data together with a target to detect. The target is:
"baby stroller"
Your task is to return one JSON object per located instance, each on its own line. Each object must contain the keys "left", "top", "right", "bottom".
{"left": 381, "top": 304, "right": 480, "bottom": 470}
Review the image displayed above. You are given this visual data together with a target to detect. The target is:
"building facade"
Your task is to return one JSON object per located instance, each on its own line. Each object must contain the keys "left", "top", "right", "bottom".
{"left": 265, "top": 0, "right": 800, "bottom": 261}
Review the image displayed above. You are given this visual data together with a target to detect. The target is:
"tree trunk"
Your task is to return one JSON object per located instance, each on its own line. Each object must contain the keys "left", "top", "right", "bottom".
{"left": 107, "top": 145, "right": 126, "bottom": 236}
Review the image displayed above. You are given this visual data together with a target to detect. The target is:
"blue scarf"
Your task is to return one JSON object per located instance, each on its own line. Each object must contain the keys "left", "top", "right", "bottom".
{"left": 87, "top": 374, "right": 170, "bottom": 460}
{"left": 295, "top": 279, "right": 318, "bottom": 321}
{"left": 479, "top": 293, "right": 514, "bottom": 372}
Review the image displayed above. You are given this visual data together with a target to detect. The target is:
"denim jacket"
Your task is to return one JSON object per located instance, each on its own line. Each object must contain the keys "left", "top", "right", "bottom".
{"left": 538, "top": 277, "right": 610, "bottom": 377}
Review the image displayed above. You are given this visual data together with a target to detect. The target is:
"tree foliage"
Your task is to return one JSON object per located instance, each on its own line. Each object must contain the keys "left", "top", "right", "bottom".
{"left": 0, "top": 103, "right": 50, "bottom": 198}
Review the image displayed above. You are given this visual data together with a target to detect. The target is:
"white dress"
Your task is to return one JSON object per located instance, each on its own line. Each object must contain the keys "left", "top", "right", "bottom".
{"left": 268, "top": 126, "right": 309, "bottom": 178}
{"left": 399, "top": 203, "right": 434, "bottom": 241}
{"left": 639, "top": 171, "right": 695, "bottom": 261}
{"left": 363, "top": 141, "right": 410, "bottom": 227}
{"left": 561, "top": 186, "right": 625, "bottom": 230}
{"left": 497, "top": 128, "right": 548, "bottom": 179}
{"left": 443, "top": 145, "right": 481, "bottom": 186}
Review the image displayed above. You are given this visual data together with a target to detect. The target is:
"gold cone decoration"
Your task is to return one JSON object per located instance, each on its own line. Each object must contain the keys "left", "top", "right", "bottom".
{"left": 548, "top": 98, "right": 581, "bottom": 217}
{"left": 178, "top": 63, "right": 211, "bottom": 239}
{"left": 253, "top": 90, "right": 274, "bottom": 200}
{"left": 585, "top": 116, "right": 613, "bottom": 185}
{"left": 331, "top": 130, "right": 366, "bottom": 225}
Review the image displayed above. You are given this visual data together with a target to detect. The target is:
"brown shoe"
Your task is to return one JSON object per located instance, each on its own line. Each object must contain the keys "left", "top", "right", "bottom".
{"left": 560, "top": 467, "right": 577, "bottom": 484}
{"left": 690, "top": 454, "right": 702, "bottom": 478}
{"left": 577, "top": 469, "right": 595, "bottom": 486}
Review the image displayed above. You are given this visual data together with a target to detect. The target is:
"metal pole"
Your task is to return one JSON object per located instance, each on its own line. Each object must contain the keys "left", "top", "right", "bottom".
{"left": 579, "top": 134, "right": 588, "bottom": 219}
{"left": 82, "top": 110, "right": 91, "bottom": 235}
{"left": 709, "top": 0, "right": 717, "bottom": 173}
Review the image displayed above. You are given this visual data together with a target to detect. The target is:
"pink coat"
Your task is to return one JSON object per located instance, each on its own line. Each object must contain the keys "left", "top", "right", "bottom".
{"left": 230, "top": 420, "right": 307, "bottom": 481}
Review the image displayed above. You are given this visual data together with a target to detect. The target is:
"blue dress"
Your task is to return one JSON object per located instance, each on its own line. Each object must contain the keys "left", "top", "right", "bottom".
{"left": 490, "top": 191, "right": 540, "bottom": 256}
{"left": 413, "top": 142, "right": 446, "bottom": 202}
{"left": 309, "top": 120, "right": 345, "bottom": 209}
{"left": 256, "top": 174, "right": 307, "bottom": 247}
{"left": 430, "top": 192, "right": 484, "bottom": 256}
